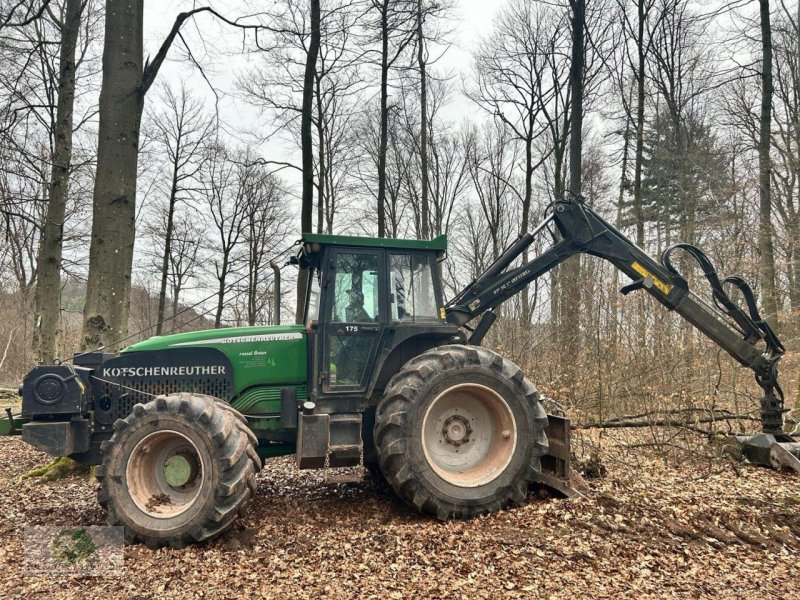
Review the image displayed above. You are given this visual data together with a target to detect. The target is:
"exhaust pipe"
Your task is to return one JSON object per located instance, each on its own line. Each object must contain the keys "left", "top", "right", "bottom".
{"left": 270, "top": 261, "right": 281, "bottom": 326}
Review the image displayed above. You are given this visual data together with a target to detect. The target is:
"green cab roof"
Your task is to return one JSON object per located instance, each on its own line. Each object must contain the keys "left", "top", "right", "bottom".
{"left": 302, "top": 232, "right": 447, "bottom": 252}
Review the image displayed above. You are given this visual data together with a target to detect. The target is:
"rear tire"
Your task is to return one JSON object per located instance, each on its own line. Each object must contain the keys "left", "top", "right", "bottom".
{"left": 96, "top": 393, "right": 261, "bottom": 547}
{"left": 374, "top": 345, "right": 548, "bottom": 520}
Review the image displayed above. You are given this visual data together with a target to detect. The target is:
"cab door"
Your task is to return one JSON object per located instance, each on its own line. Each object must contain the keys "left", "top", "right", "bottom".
{"left": 322, "top": 248, "right": 385, "bottom": 393}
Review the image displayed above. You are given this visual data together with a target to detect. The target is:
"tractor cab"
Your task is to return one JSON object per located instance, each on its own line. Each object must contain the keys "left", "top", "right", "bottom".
{"left": 295, "top": 233, "right": 462, "bottom": 410}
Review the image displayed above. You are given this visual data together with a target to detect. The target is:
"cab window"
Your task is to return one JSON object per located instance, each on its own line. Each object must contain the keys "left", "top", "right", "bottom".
{"left": 331, "top": 253, "right": 379, "bottom": 322}
{"left": 327, "top": 251, "right": 381, "bottom": 389}
{"left": 389, "top": 253, "right": 438, "bottom": 320}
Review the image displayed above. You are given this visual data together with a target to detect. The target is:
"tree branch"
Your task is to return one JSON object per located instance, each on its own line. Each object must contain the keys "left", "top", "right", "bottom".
{"left": 140, "top": 7, "right": 267, "bottom": 97}
{"left": 0, "top": 0, "right": 52, "bottom": 31}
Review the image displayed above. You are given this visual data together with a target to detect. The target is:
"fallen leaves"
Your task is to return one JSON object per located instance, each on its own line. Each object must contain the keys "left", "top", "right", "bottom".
{"left": 0, "top": 429, "right": 797, "bottom": 599}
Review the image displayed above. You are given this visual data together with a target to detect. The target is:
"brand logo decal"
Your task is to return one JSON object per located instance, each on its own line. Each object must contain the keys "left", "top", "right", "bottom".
{"left": 171, "top": 332, "right": 303, "bottom": 346}
{"left": 102, "top": 365, "right": 227, "bottom": 378}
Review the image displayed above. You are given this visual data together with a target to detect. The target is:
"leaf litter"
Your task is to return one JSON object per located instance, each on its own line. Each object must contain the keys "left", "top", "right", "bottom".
{"left": 0, "top": 429, "right": 797, "bottom": 599}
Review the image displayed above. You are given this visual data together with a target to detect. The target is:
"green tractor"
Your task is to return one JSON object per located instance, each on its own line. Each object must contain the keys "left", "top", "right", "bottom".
{"left": 8, "top": 230, "right": 571, "bottom": 546}
{"left": 6, "top": 195, "right": 798, "bottom": 547}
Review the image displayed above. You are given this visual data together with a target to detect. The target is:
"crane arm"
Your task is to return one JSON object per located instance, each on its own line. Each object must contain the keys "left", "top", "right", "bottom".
{"left": 446, "top": 195, "right": 788, "bottom": 439}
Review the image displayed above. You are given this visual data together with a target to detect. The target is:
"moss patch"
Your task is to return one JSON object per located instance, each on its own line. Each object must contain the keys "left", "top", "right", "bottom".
{"left": 23, "top": 456, "right": 89, "bottom": 481}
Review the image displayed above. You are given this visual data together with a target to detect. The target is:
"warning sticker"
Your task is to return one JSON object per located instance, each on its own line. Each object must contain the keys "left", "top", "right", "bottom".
{"left": 631, "top": 261, "right": 673, "bottom": 295}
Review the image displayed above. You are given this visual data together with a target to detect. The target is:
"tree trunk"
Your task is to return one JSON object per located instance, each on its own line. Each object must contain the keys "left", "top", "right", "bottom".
{"left": 519, "top": 109, "right": 536, "bottom": 323}
{"left": 758, "top": 0, "right": 779, "bottom": 330}
{"left": 417, "top": 0, "right": 430, "bottom": 239}
{"left": 248, "top": 252, "right": 257, "bottom": 326}
{"left": 561, "top": 0, "right": 585, "bottom": 376}
{"left": 377, "top": 0, "right": 389, "bottom": 238}
{"left": 171, "top": 282, "right": 181, "bottom": 322}
{"left": 631, "top": 0, "right": 648, "bottom": 346}
{"left": 155, "top": 155, "right": 180, "bottom": 335}
{"left": 215, "top": 252, "right": 229, "bottom": 328}
{"left": 633, "top": 0, "right": 646, "bottom": 248}
{"left": 33, "top": 0, "right": 84, "bottom": 363}
{"left": 611, "top": 104, "right": 633, "bottom": 351}
{"left": 81, "top": 0, "right": 144, "bottom": 351}
{"left": 551, "top": 144, "right": 566, "bottom": 340}
{"left": 315, "top": 73, "right": 325, "bottom": 234}
{"left": 296, "top": 0, "right": 320, "bottom": 323}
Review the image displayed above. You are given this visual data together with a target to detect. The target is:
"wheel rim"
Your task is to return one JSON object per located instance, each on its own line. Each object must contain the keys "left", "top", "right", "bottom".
{"left": 421, "top": 383, "right": 517, "bottom": 487}
{"left": 126, "top": 430, "right": 204, "bottom": 519}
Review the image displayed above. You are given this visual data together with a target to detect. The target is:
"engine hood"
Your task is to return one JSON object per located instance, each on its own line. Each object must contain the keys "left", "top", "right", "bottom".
{"left": 124, "top": 325, "right": 306, "bottom": 353}
{"left": 122, "top": 325, "right": 308, "bottom": 391}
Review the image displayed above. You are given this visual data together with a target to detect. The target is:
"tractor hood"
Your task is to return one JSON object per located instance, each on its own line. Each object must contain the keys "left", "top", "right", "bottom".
{"left": 122, "top": 325, "right": 308, "bottom": 392}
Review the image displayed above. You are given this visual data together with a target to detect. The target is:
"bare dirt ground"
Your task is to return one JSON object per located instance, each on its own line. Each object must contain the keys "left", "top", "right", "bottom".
{"left": 0, "top": 433, "right": 798, "bottom": 600}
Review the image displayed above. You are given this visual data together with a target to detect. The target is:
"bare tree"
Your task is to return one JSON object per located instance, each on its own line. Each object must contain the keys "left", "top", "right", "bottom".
{"left": 81, "top": 3, "right": 264, "bottom": 349}
{"left": 469, "top": 0, "right": 568, "bottom": 322}
{"left": 81, "top": 0, "right": 149, "bottom": 350}
{"left": 354, "top": 105, "right": 411, "bottom": 237}
{"left": 149, "top": 82, "right": 213, "bottom": 334}
{"left": 296, "top": 0, "right": 320, "bottom": 322}
{"left": 560, "top": 0, "right": 586, "bottom": 371}
{"left": 143, "top": 209, "right": 203, "bottom": 333}
{"left": 623, "top": 0, "right": 659, "bottom": 247}
{"left": 465, "top": 121, "right": 520, "bottom": 263}
{"left": 0, "top": 0, "right": 99, "bottom": 362}
{"left": 313, "top": 2, "right": 368, "bottom": 235}
{"left": 0, "top": 193, "right": 41, "bottom": 297}
{"left": 201, "top": 145, "right": 265, "bottom": 328}
{"left": 411, "top": 0, "right": 455, "bottom": 239}
{"left": 426, "top": 123, "right": 470, "bottom": 238}
{"left": 771, "top": 4, "right": 800, "bottom": 314}
{"left": 319, "top": 81, "right": 362, "bottom": 233}
{"left": 370, "top": 0, "right": 415, "bottom": 237}
{"left": 0, "top": 0, "right": 52, "bottom": 31}
{"left": 242, "top": 169, "right": 291, "bottom": 325}
{"left": 32, "top": 0, "right": 86, "bottom": 363}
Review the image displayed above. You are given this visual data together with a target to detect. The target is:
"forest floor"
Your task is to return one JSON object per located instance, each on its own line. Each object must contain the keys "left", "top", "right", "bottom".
{"left": 0, "top": 430, "right": 798, "bottom": 599}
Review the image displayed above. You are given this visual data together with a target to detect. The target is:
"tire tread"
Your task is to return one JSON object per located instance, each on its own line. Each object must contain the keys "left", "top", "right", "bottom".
{"left": 96, "top": 394, "right": 261, "bottom": 547}
{"left": 374, "top": 344, "right": 548, "bottom": 520}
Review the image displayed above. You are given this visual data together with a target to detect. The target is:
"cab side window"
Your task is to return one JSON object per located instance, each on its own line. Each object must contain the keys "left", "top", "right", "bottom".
{"left": 332, "top": 253, "right": 379, "bottom": 322}
{"left": 328, "top": 251, "right": 380, "bottom": 388}
{"left": 389, "top": 253, "right": 438, "bottom": 320}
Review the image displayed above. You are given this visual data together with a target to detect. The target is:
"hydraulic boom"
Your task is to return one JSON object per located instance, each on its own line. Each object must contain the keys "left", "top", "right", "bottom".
{"left": 446, "top": 195, "right": 799, "bottom": 471}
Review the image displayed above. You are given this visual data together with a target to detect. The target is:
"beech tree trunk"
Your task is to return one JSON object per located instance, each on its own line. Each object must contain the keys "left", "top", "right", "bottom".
{"left": 758, "top": 0, "right": 779, "bottom": 330}
{"left": 561, "top": 0, "right": 585, "bottom": 370}
{"left": 521, "top": 111, "right": 534, "bottom": 323}
{"left": 33, "top": 0, "right": 84, "bottom": 363}
{"left": 296, "top": 0, "right": 320, "bottom": 323}
{"left": 377, "top": 0, "right": 389, "bottom": 238}
{"left": 417, "top": 0, "right": 430, "bottom": 239}
{"left": 315, "top": 73, "right": 326, "bottom": 235}
{"left": 81, "top": 0, "right": 144, "bottom": 351}
{"left": 632, "top": 0, "right": 646, "bottom": 248}
{"left": 155, "top": 154, "right": 179, "bottom": 335}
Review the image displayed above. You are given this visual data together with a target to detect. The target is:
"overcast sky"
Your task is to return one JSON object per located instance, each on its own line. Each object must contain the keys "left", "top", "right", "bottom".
{"left": 140, "top": 0, "right": 502, "bottom": 199}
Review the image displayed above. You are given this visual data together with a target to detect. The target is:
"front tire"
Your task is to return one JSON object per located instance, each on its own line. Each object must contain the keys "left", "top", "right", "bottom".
{"left": 96, "top": 393, "right": 261, "bottom": 547}
{"left": 374, "top": 345, "right": 548, "bottom": 520}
